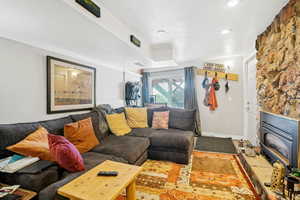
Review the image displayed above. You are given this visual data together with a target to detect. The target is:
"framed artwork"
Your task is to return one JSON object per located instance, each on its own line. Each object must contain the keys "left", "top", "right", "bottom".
{"left": 47, "top": 56, "right": 96, "bottom": 114}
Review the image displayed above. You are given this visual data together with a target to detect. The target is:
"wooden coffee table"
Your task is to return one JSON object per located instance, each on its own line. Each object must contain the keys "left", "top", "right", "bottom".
{"left": 58, "top": 160, "right": 142, "bottom": 200}
{"left": 0, "top": 183, "right": 36, "bottom": 200}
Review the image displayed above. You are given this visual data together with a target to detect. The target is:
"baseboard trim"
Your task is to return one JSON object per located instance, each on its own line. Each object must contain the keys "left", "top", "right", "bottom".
{"left": 202, "top": 132, "right": 245, "bottom": 140}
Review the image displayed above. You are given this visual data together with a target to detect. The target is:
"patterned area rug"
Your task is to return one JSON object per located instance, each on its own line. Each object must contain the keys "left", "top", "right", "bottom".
{"left": 117, "top": 151, "right": 259, "bottom": 200}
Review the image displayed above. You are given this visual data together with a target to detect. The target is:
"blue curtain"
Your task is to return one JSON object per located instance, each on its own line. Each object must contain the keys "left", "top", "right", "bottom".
{"left": 184, "top": 67, "right": 202, "bottom": 136}
{"left": 142, "top": 72, "right": 150, "bottom": 106}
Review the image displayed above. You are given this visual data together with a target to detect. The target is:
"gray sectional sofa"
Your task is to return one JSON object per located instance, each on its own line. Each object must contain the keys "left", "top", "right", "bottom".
{"left": 0, "top": 104, "right": 195, "bottom": 200}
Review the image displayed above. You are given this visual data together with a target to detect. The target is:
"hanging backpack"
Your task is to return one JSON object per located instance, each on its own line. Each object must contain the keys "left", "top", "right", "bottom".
{"left": 225, "top": 74, "right": 230, "bottom": 93}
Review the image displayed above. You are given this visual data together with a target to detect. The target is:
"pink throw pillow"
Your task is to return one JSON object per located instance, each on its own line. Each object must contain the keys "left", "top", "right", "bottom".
{"left": 48, "top": 134, "right": 85, "bottom": 172}
{"left": 152, "top": 111, "right": 170, "bottom": 129}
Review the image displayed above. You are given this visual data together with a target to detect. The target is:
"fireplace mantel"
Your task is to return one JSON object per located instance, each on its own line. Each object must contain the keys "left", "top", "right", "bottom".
{"left": 261, "top": 110, "right": 300, "bottom": 122}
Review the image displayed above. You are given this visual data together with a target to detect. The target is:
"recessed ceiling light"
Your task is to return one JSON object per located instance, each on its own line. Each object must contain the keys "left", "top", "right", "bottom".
{"left": 227, "top": 0, "right": 240, "bottom": 7}
{"left": 221, "top": 29, "right": 232, "bottom": 35}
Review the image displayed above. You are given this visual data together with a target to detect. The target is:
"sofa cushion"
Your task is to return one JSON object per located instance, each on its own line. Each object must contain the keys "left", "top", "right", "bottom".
{"left": 128, "top": 128, "right": 154, "bottom": 138}
{"left": 62, "top": 152, "right": 128, "bottom": 178}
{"left": 0, "top": 165, "right": 59, "bottom": 192}
{"left": 39, "top": 152, "right": 127, "bottom": 200}
{"left": 147, "top": 107, "right": 169, "bottom": 127}
{"left": 0, "top": 122, "right": 40, "bottom": 158}
{"left": 81, "top": 152, "right": 128, "bottom": 170}
{"left": 168, "top": 108, "right": 195, "bottom": 131}
{"left": 149, "top": 129, "right": 194, "bottom": 152}
{"left": 0, "top": 117, "right": 73, "bottom": 159}
{"left": 70, "top": 111, "right": 104, "bottom": 142}
{"left": 39, "top": 116, "right": 73, "bottom": 136}
{"left": 17, "top": 160, "right": 56, "bottom": 174}
{"left": 148, "top": 149, "right": 191, "bottom": 164}
{"left": 91, "top": 135, "right": 150, "bottom": 164}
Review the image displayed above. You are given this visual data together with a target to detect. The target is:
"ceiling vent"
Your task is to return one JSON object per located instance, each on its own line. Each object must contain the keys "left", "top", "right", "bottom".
{"left": 151, "top": 43, "right": 174, "bottom": 62}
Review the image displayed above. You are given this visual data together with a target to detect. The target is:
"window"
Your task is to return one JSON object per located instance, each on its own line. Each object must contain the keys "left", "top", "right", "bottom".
{"left": 150, "top": 71, "right": 184, "bottom": 108}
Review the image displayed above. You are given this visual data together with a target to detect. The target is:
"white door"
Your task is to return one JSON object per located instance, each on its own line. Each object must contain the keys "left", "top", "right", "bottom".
{"left": 245, "top": 55, "right": 258, "bottom": 145}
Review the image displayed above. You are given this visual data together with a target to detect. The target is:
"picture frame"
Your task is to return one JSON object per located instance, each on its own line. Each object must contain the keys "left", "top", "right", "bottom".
{"left": 47, "top": 56, "right": 96, "bottom": 114}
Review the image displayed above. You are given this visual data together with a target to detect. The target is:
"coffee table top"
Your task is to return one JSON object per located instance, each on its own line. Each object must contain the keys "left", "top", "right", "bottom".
{"left": 58, "top": 160, "right": 142, "bottom": 200}
{"left": 0, "top": 184, "right": 36, "bottom": 200}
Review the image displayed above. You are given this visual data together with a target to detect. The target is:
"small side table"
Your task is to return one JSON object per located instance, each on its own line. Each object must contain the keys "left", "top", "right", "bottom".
{"left": 0, "top": 183, "right": 36, "bottom": 200}
{"left": 285, "top": 176, "right": 300, "bottom": 200}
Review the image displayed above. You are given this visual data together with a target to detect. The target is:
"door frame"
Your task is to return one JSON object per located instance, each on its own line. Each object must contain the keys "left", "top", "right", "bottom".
{"left": 243, "top": 51, "right": 257, "bottom": 144}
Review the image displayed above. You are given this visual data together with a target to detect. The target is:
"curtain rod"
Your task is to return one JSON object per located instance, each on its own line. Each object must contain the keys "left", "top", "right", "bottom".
{"left": 145, "top": 68, "right": 186, "bottom": 74}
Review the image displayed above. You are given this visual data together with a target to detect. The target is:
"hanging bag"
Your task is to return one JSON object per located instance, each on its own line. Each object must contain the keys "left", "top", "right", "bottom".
{"left": 202, "top": 71, "right": 209, "bottom": 89}
{"left": 203, "top": 82, "right": 211, "bottom": 107}
{"left": 213, "top": 72, "right": 220, "bottom": 91}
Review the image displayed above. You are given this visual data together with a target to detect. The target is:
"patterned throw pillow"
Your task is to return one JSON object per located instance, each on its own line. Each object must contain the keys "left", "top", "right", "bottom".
{"left": 152, "top": 111, "right": 170, "bottom": 129}
{"left": 125, "top": 107, "right": 148, "bottom": 128}
{"left": 106, "top": 112, "right": 132, "bottom": 136}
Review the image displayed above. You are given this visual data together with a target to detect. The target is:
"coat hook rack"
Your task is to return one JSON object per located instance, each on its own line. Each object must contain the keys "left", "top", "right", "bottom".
{"left": 197, "top": 69, "right": 239, "bottom": 81}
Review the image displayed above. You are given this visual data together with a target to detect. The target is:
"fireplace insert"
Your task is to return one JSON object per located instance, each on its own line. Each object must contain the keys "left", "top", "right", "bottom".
{"left": 260, "top": 111, "right": 300, "bottom": 168}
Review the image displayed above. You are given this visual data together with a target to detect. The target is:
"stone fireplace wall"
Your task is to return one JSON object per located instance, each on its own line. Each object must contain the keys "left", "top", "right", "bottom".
{"left": 256, "top": 0, "right": 300, "bottom": 119}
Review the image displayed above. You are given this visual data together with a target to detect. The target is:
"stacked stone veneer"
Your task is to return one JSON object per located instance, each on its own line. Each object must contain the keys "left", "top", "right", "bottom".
{"left": 256, "top": 0, "right": 300, "bottom": 119}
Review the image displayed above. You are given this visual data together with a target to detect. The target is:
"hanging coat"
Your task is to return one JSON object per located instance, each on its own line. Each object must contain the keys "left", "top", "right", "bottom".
{"left": 208, "top": 78, "right": 218, "bottom": 111}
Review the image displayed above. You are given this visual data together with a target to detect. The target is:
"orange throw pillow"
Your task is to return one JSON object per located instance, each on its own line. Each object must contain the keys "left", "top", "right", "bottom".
{"left": 64, "top": 118, "right": 100, "bottom": 153}
{"left": 7, "top": 126, "right": 53, "bottom": 161}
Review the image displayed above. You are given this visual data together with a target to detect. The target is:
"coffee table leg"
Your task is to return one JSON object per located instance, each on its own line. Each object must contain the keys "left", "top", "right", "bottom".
{"left": 126, "top": 180, "right": 136, "bottom": 200}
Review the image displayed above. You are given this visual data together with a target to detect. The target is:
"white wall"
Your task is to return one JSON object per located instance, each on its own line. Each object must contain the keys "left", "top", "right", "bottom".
{"left": 0, "top": 37, "right": 140, "bottom": 124}
{"left": 194, "top": 56, "right": 244, "bottom": 139}
{"left": 143, "top": 56, "right": 244, "bottom": 139}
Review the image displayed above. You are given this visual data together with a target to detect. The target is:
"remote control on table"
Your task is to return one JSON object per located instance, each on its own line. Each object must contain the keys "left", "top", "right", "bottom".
{"left": 97, "top": 171, "right": 118, "bottom": 176}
